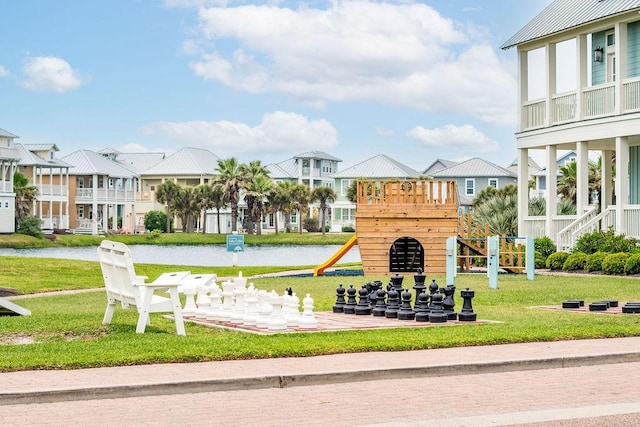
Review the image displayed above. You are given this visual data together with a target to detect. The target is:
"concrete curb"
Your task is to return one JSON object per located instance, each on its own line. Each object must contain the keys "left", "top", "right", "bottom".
{"left": 2, "top": 351, "right": 639, "bottom": 406}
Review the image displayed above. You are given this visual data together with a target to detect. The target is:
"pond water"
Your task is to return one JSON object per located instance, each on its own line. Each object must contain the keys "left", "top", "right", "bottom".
{"left": 0, "top": 244, "right": 361, "bottom": 267}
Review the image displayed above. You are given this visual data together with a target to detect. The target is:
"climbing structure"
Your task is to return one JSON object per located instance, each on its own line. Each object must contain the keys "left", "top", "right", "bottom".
{"left": 355, "top": 179, "right": 458, "bottom": 275}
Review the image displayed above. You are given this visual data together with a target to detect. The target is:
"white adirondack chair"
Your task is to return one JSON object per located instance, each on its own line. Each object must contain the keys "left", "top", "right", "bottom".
{"left": 98, "top": 240, "right": 189, "bottom": 335}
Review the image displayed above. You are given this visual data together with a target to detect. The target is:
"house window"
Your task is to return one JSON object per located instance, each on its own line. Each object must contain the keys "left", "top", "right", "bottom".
{"left": 465, "top": 179, "right": 475, "bottom": 196}
{"left": 77, "top": 178, "right": 84, "bottom": 189}
{"left": 78, "top": 206, "right": 84, "bottom": 218}
{"left": 291, "top": 212, "right": 297, "bottom": 225}
{"left": 341, "top": 179, "right": 353, "bottom": 196}
{"left": 488, "top": 178, "right": 498, "bottom": 188}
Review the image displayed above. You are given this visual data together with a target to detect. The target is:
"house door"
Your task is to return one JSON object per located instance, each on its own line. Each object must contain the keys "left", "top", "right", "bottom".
{"left": 606, "top": 31, "right": 616, "bottom": 83}
{"left": 389, "top": 237, "right": 424, "bottom": 273}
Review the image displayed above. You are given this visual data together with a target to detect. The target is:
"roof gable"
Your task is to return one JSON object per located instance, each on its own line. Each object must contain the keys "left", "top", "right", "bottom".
{"left": 267, "top": 158, "right": 298, "bottom": 179}
{"left": 62, "top": 150, "right": 137, "bottom": 178}
{"left": 431, "top": 157, "right": 516, "bottom": 178}
{"left": 0, "top": 128, "right": 18, "bottom": 138}
{"left": 293, "top": 151, "right": 342, "bottom": 162}
{"left": 333, "top": 154, "right": 420, "bottom": 179}
{"left": 422, "top": 158, "right": 458, "bottom": 176}
{"left": 502, "top": 0, "right": 640, "bottom": 49}
{"left": 142, "top": 147, "right": 220, "bottom": 175}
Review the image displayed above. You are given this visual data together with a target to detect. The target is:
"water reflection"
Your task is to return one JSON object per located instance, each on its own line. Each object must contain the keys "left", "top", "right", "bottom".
{"left": 0, "top": 244, "right": 361, "bottom": 267}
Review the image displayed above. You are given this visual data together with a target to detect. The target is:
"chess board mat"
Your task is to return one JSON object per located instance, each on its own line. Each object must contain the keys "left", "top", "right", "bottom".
{"left": 179, "top": 311, "right": 494, "bottom": 335}
{"left": 531, "top": 302, "right": 640, "bottom": 315}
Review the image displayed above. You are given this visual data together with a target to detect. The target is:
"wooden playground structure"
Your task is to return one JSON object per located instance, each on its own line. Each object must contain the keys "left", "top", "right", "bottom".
{"left": 353, "top": 179, "right": 526, "bottom": 276}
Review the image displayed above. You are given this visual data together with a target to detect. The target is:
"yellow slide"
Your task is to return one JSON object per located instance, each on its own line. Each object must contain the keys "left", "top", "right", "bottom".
{"left": 313, "top": 235, "right": 358, "bottom": 276}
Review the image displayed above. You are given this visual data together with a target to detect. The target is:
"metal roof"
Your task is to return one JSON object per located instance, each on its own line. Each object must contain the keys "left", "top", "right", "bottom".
{"left": 332, "top": 154, "right": 420, "bottom": 179}
{"left": 115, "top": 152, "right": 165, "bottom": 173}
{"left": 502, "top": 0, "right": 640, "bottom": 50}
{"left": 16, "top": 144, "right": 72, "bottom": 168}
{"left": 431, "top": 158, "right": 516, "bottom": 178}
{"left": 62, "top": 150, "right": 137, "bottom": 178}
{"left": 293, "top": 151, "right": 342, "bottom": 162}
{"left": 266, "top": 158, "right": 298, "bottom": 179}
{"left": 422, "top": 159, "right": 458, "bottom": 176}
{"left": 0, "top": 128, "right": 18, "bottom": 138}
{"left": 141, "top": 147, "right": 219, "bottom": 176}
{"left": 23, "top": 143, "right": 59, "bottom": 152}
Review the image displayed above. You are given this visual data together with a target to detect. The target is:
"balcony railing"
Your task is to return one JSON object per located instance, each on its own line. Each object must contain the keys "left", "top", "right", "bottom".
{"left": 41, "top": 216, "right": 69, "bottom": 230}
{"left": 75, "top": 188, "right": 136, "bottom": 202}
{"left": 552, "top": 92, "right": 577, "bottom": 124}
{"left": 0, "top": 147, "right": 20, "bottom": 159}
{"left": 36, "top": 184, "right": 68, "bottom": 197}
{"left": 583, "top": 83, "right": 615, "bottom": 118}
{"left": 0, "top": 180, "right": 13, "bottom": 193}
{"left": 522, "top": 99, "right": 546, "bottom": 130}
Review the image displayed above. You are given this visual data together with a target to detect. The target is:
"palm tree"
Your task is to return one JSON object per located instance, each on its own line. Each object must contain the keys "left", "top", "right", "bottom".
{"left": 244, "top": 174, "right": 273, "bottom": 235}
{"left": 13, "top": 172, "right": 39, "bottom": 222}
{"left": 214, "top": 157, "right": 247, "bottom": 233}
{"left": 173, "top": 186, "right": 201, "bottom": 232}
{"left": 155, "top": 180, "right": 181, "bottom": 233}
{"left": 209, "top": 183, "right": 226, "bottom": 234}
{"left": 266, "top": 183, "right": 291, "bottom": 234}
{"left": 243, "top": 160, "right": 271, "bottom": 234}
{"left": 290, "top": 183, "right": 312, "bottom": 233}
{"left": 311, "top": 186, "right": 336, "bottom": 235}
{"left": 472, "top": 192, "right": 518, "bottom": 236}
{"left": 195, "top": 184, "right": 215, "bottom": 233}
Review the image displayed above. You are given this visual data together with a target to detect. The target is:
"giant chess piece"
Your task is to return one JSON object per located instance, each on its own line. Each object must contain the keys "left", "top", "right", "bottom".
{"left": 390, "top": 273, "right": 404, "bottom": 297}
{"left": 372, "top": 288, "right": 387, "bottom": 317}
{"left": 219, "top": 279, "right": 235, "bottom": 323}
{"left": 194, "top": 282, "right": 211, "bottom": 319}
{"left": 442, "top": 284, "right": 457, "bottom": 320}
{"left": 428, "top": 279, "right": 439, "bottom": 297}
{"left": 412, "top": 268, "right": 427, "bottom": 310}
{"left": 414, "top": 291, "right": 430, "bottom": 322}
{"left": 267, "top": 291, "right": 288, "bottom": 331}
{"left": 243, "top": 284, "right": 260, "bottom": 327}
{"left": 397, "top": 289, "right": 416, "bottom": 320}
{"left": 298, "top": 294, "right": 319, "bottom": 329}
{"left": 368, "top": 281, "right": 382, "bottom": 308}
{"left": 385, "top": 286, "right": 400, "bottom": 318}
{"left": 206, "top": 287, "right": 223, "bottom": 321}
{"left": 333, "top": 284, "right": 347, "bottom": 313}
{"left": 343, "top": 285, "right": 358, "bottom": 314}
{"left": 355, "top": 285, "right": 372, "bottom": 315}
{"left": 458, "top": 288, "right": 477, "bottom": 321}
{"left": 284, "top": 290, "right": 301, "bottom": 328}
{"left": 428, "top": 291, "right": 448, "bottom": 323}
{"left": 181, "top": 280, "right": 198, "bottom": 318}
{"left": 255, "top": 290, "right": 272, "bottom": 329}
{"left": 230, "top": 281, "right": 247, "bottom": 325}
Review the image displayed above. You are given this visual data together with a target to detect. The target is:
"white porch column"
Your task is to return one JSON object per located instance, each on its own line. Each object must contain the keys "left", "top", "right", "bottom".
{"left": 615, "top": 137, "right": 629, "bottom": 235}
{"left": 92, "top": 174, "right": 98, "bottom": 235}
{"left": 518, "top": 49, "right": 528, "bottom": 132}
{"left": 601, "top": 150, "right": 613, "bottom": 210}
{"left": 576, "top": 34, "right": 587, "bottom": 121}
{"left": 545, "top": 43, "right": 557, "bottom": 127}
{"left": 576, "top": 141, "right": 589, "bottom": 213}
{"left": 517, "top": 148, "right": 529, "bottom": 237}
{"left": 615, "top": 22, "right": 628, "bottom": 115}
{"left": 546, "top": 145, "right": 558, "bottom": 238}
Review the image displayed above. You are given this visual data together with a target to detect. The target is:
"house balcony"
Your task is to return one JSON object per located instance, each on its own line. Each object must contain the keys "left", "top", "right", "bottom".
{"left": 75, "top": 188, "right": 136, "bottom": 203}
{"left": 36, "top": 184, "right": 69, "bottom": 202}
{"left": 0, "top": 180, "right": 13, "bottom": 193}
{"left": 0, "top": 147, "right": 20, "bottom": 160}
{"left": 41, "top": 215, "right": 70, "bottom": 230}
{"left": 521, "top": 77, "right": 640, "bottom": 131}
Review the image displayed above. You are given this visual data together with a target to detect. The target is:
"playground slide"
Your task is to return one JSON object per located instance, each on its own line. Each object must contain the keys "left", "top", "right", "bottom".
{"left": 313, "top": 235, "right": 358, "bottom": 276}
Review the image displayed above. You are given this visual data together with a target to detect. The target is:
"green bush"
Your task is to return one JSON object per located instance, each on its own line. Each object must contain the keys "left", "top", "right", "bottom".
{"left": 546, "top": 252, "right": 569, "bottom": 270}
{"left": 144, "top": 210, "right": 168, "bottom": 232}
{"left": 534, "top": 251, "right": 547, "bottom": 269}
{"left": 602, "top": 252, "right": 631, "bottom": 275}
{"left": 563, "top": 252, "right": 588, "bottom": 271}
{"left": 17, "top": 216, "right": 44, "bottom": 239}
{"left": 585, "top": 252, "right": 608, "bottom": 272}
{"left": 534, "top": 237, "right": 557, "bottom": 258}
{"left": 147, "top": 229, "right": 162, "bottom": 240}
{"left": 574, "top": 229, "right": 637, "bottom": 255}
{"left": 624, "top": 253, "right": 640, "bottom": 275}
{"left": 341, "top": 225, "right": 355, "bottom": 232}
{"left": 303, "top": 217, "right": 319, "bottom": 232}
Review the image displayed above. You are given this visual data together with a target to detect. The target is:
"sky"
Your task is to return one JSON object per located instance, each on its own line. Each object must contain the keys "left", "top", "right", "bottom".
{"left": 1, "top": 0, "right": 554, "bottom": 171}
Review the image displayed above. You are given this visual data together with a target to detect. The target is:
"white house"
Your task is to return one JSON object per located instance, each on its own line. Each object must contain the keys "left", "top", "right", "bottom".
{"left": 503, "top": 0, "right": 640, "bottom": 249}
{"left": 0, "top": 128, "right": 21, "bottom": 233}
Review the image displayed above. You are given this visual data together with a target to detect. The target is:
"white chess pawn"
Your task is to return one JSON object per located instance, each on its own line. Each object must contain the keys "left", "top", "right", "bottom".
{"left": 181, "top": 282, "right": 198, "bottom": 318}
{"left": 230, "top": 282, "right": 247, "bottom": 324}
{"left": 298, "top": 294, "right": 318, "bottom": 330}
{"left": 267, "top": 291, "right": 288, "bottom": 331}
{"left": 206, "top": 287, "right": 223, "bottom": 321}
{"left": 284, "top": 291, "right": 301, "bottom": 328}
{"left": 233, "top": 271, "right": 247, "bottom": 289}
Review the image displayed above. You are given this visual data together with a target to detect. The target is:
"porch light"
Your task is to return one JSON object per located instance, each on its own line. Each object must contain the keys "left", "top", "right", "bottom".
{"left": 594, "top": 45, "right": 604, "bottom": 63}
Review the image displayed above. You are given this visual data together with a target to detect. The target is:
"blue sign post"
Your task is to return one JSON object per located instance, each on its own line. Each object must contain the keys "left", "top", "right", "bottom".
{"left": 226, "top": 234, "right": 244, "bottom": 266}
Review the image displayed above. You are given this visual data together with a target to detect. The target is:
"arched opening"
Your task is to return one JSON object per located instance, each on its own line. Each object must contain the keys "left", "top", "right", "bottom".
{"left": 389, "top": 237, "right": 424, "bottom": 272}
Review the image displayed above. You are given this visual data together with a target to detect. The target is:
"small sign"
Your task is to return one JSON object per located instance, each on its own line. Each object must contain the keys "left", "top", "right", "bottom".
{"left": 226, "top": 234, "right": 245, "bottom": 253}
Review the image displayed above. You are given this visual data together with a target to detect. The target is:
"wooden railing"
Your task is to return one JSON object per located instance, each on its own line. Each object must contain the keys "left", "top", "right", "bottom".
{"left": 356, "top": 179, "right": 457, "bottom": 205}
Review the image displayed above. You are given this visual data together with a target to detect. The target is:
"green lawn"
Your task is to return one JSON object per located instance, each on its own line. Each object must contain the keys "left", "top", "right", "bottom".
{"left": 1, "top": 256, "right": 640, "bottom": 372}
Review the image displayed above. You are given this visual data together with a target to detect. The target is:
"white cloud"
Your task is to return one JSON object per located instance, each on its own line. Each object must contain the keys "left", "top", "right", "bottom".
{"left": 20, "top": 56, "right": 88, "bottom": 93}
{"left": 138, "top": 111, "right": 338, "bottom": 157}
{"left": 406, "top": 124, "right": 498, "bottom": 153}
{"left": 179, "top": 1, "right": 517, "bottom": 126}
{"left": 0, "top": 65, "right": 8, "bottom": 77}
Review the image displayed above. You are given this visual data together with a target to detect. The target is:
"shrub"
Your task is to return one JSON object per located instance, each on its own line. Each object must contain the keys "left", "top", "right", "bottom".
{"left": 147, "top": 229, "right": 162, "bottom": 240}
{"left": 546, "top": 252, "right": 569, "bottom": 270}
{"left": 602, "top": 252, "right": 631, "bottom": 275}
{"left": 624, "top": 253, "right": 640, "bottom": 275}
{"left": 534, "top": 237, "right": 557, "bottom": 258}
{"left": 303, "top": 217, "right": 319, "bottom": 232}
{"left": 341, "top": 225, "right": 355, "bottom": 232}
{"left": 144, "top": 210, "right": 168, "bottom": 232}
{"left": 585, "top": 252, "right": 608, "bottom": 272}
{"left": 574, "top": 229, "right": 637, "bottom": 255}
{"left": 562, "top": 252, "right": 587, "bottom": 271}
{"left": 534, "top": 251, "right": 547, "bottom": 269}
{"left": 17, "top": 216, "right": 44, "bottom": 238}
